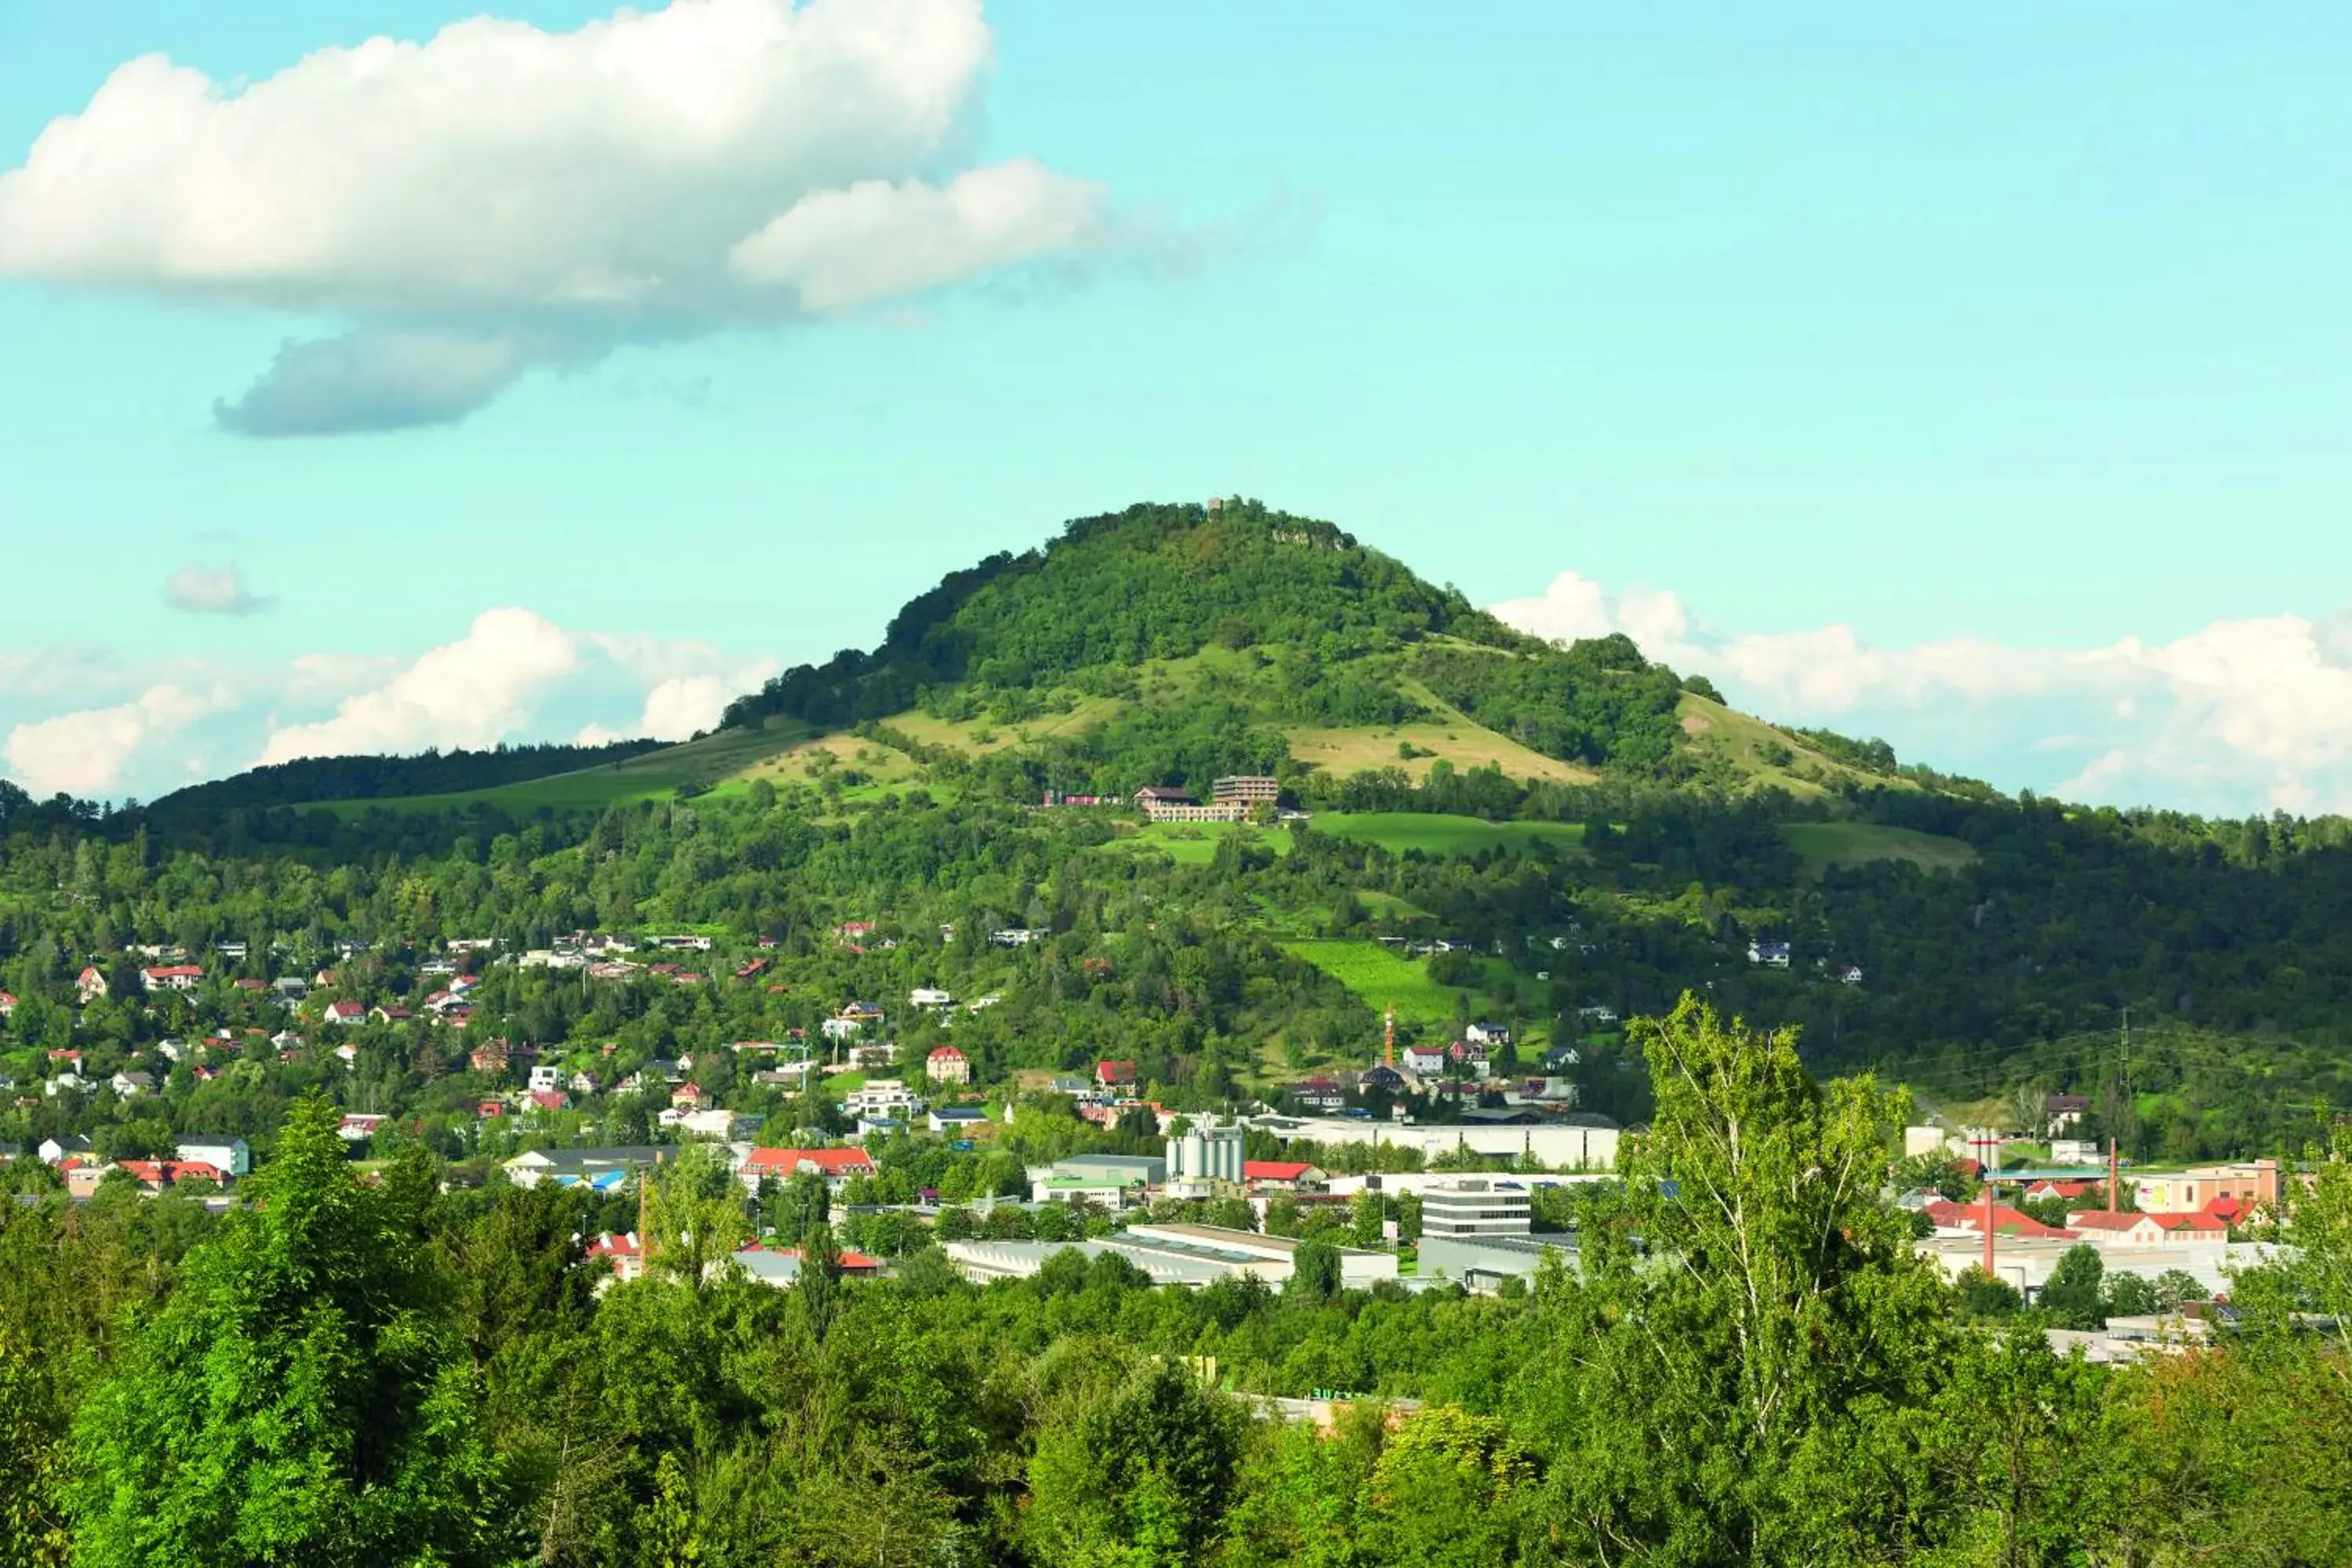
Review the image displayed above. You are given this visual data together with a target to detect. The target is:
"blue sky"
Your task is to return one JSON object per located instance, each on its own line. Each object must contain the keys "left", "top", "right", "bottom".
{"left": 3, "top": 0, "right": 2350, "bottom": 811}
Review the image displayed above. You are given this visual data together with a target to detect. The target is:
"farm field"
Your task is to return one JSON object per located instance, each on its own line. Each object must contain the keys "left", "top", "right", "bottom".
{"left": 1098, "top": 822, "right": 1295, "bottom": 865}
{"left": 1281, "top": 937, "right": 1479, "bottom": 1023}
{"left": 1285, "top": 704, "right": 1595, "bottom": 788}
{"left": 1784, "top": 822, "right": 1980, "bottom": 877}
{"left": 1311, "top": 812, "right": 1587, "bottom": 858}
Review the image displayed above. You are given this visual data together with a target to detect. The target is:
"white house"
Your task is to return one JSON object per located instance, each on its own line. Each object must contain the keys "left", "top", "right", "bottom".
{"left": 1400, "top": 1044, "right": 1448, "bottom": 1077}
{"left": 844, "top": 1080, "right": 922, "bottom": 1121}
{"left": 909, "top": 987, "right": 955, "bottom": 1009}
{"left": 1748, "top": 939, "right": 1792, "bottom": 967}
{"left": 1465, "top": 1022, "right": 1512, "bottom": 1046}
{"left": 324, "top": 1000, "right": 365, "bottom": 1025}
{"left": 925, "top": 1045, "right": 971, "bottom": 1086}
{"left": 664, "top": 1106, "right": 753, "bottom": 1140}
{"left": 528, "top": 1064, "right": 565, "bottom": 1093}
{"left": 141, "top": 964, "right": 205, "bottom": 993}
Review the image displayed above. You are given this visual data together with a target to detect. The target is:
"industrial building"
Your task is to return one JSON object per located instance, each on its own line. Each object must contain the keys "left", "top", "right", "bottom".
{"left": 1420, "top": 1178, "right": 1532, "bottom": 1239}
{"left": 1051, "top": 1152, "right": 1167, "bottom": 1186}
{"left": 1417, "top": 1232, "right": 1579, "bottom": 1292}
{"left": 1166, "top": 1119, "right": 1246, "bottom": 1192}
{"left": 1244, "top": 1114, "right": 1620, "bottom": 1171}
{"left": 945, "top": 1222, "right": 1397, "bottom": 1290}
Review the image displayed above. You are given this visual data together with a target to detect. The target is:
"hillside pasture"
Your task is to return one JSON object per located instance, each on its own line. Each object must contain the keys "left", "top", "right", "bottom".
{"left": 733, "top": 731, "right": 929, "bottom": 796}
{"left": 876, "top": 695, "right": 1130, "bottom": 757}
{"left": 1676, "top": 694, "right": 1908, "bottom": 799}
{"left": 1095, "top": 822, "right": 1294, "bottom": 866}
{"left": 1311, "top": 812, "right": 1586, "bottom": 859}
{"left": 1281, "top": 938, "right": 1473, "bottom": 1023}
{"left": 1287, "top": 710, "right": 1595, "bottom": 788}
{"left": 1784, "top": 822, "right": 1980, "bottom": 877}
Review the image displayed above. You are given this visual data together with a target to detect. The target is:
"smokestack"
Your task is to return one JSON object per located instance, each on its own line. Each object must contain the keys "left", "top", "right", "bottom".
{"left": 2108, "top": 1138, "right": 2118, "bottom": 1214}
{"left": 1982, "top": 1166, "right": 1995, "bottom": 1277}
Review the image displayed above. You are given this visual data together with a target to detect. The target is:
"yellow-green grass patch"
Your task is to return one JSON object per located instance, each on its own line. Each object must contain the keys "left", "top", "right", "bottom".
{"left": 1281, "top": 938, "right": 1479, "bottom": 1024}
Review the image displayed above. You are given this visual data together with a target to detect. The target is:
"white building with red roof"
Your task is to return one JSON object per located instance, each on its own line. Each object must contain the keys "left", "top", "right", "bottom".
{"left": 2066, "top": 1210, "right": 2228, "bottom": 1247}
{"left": 1243, "top": 1160, "right": 1327, "bottom": 1192}
{"left": 925, "top": 1045, "right": 971, "bottom": 1086}
{"left": 736, "top": 1145, "right": 876, "bottom": 1194}
{"left": 587, "top": 1232, "right": 647, "bottom": 1283}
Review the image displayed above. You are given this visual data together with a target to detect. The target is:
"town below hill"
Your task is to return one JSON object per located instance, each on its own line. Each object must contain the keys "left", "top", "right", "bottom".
{"left": 5, "top": 499, "right": 2351, "bottom": 1561}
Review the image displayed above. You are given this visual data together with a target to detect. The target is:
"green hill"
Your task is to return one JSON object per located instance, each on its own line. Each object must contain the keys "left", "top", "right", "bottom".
{"left": 171, "top": 496, "right": 1924, "bottom": 819}
{"left": 9, "top": 495, "right": 2352, "bottom": 1178}
{"left": 679, "top": 499, "right": 1936, "bottom": 813}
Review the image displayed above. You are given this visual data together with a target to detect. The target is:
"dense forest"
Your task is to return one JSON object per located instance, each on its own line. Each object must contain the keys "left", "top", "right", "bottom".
{"left": 5, "top": 1004, "right": 2348, "bottom": 1565}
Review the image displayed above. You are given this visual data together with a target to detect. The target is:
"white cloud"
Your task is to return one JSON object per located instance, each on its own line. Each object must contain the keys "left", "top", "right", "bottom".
{"left": 586, "top": 634, "right": 778, "bottom": 737}
{"left": 250, "top": 615, "right": 778, "bottom": 765}
{"left": 730, "top": 158, "right": 1103, "bottom": 313}
{"left": 3, "top": 683, "right": 232, "bottom": 797}
{"left": 0, "top": 611, "right": 778, "bottom": 799}
{"left": 0, "top": 0, "right": 1110, "bottom": 432}
{"left": 637, "top": 676, "right": 738, "bottom": 740}
{"left": 256, "top": 608, "right": 580, "bottom": 764}
{"left": 1493, "top": 571, "right": 2352, "bottom": 815}
{"left": 165, "top": 561, "right": 270, "bottom": 615}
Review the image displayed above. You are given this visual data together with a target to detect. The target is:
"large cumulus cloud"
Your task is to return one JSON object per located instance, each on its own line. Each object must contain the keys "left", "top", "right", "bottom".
{"left": 0, "top": 0, "right": 1108, "bottom": 433}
